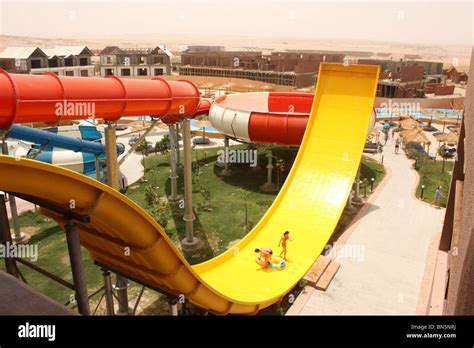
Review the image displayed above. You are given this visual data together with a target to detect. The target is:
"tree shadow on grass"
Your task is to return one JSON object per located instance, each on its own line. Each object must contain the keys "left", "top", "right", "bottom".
{"left": 28, "top": 225, "right": 63, "bottom": 244}
{"left": 212, "top": 163, "right": 278, "bottom": 196}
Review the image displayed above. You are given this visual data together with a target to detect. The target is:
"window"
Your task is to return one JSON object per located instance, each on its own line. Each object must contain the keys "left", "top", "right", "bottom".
{"left": 154, "top": 68, "right": 163, "bottom": 76}
{"left": 65, "top": 57, "right": 74, "bottom": 67}
{"left": 104, "top": 56, "right": 113, "bottom": 64}
{"left": 79, "top": 57, "right": 89, "bottom": 66}
{"left": 137, "top": 68, "right": 148, "bottom": 76}
{"left": 65, "top": 71, "right": 75, "bottom": 76}
{"left": 30, "top": 59, "right": 42, "bottom": 68}
{"left": 121, "top": 68, "right": 131, "bottom": 76}
{"left": 139, "top": 56, "right": 146, "bottom": 65}
{"left": 80, "top": 70, "right": 89, "bottom": 77}
{"left": 48, "top": 58, "right": 58, "bottom": 68}
{"left": 104, "top": 68, "right": 114, "bottom": 76}
{"left": 153, "top": 56, "right": 164, "bottom": 64}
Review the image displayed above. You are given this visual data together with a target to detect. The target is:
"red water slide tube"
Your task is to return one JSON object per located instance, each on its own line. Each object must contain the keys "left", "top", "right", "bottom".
{"left": 209, "top": 92, "right": 376, "bottom": 146}
{"left": 0, "top": 69, "right": 204, "bottom": 128}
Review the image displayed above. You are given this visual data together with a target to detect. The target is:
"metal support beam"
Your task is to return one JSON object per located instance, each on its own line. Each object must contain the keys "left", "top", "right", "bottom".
{"left": 260, "top": 150, "right": 276, "bottom": 192}
{"left": 168, "top": 297, "right": 179, "bottom": 316}
{"left": 15, "top": 257, "right": 74, "bottom": 290}
{"left": 354, "top": 164, "right": 361, "bottom": 199}
{"left": 168, "top": 123, "right": 181, "bottom": 203}
{"left": 64, "top": 219, "right": 90, "bottom": 315}
{"left": 1, "top": 140, "right": 22, "bottom": 241}
{"left": 105, "top": 124, "right": 119, "bottom": 190}
{"left": 104, "top": 122, "right": 129, "bottom": 315}
{"left": 220, "top": 136, "right": 233, "bottom": 176}
{"left": 176, "top": 122, "right": 181, "bottom": 169}
{"left": 0, "top": 194, "right": 18, "bottom": 277}
{"left": 118, "top": 120, "right": 157, "bottom": 166}
{"left": 181, "top": 118, "right": 198, "bottom": 248}
{"left": 113, "top": 276, "right": 129, "bottom": 315}
{"left": 95, "top": 156, "right": 101, "bottom": 182}
{"left": 102, "top": 268, "right": 115, "bottom": 315}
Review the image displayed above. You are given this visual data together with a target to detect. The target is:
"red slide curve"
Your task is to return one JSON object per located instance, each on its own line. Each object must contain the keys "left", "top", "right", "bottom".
{"left": 209, "top": 92, "right": 376, "bottom": 145}
{"left": 0, "top": 70, "right": 206, "bottom": 128}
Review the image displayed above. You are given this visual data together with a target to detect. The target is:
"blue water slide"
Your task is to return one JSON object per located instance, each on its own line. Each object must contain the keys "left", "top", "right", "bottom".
{"left": 6, "top": 125, "right": 125, "bottom": 155}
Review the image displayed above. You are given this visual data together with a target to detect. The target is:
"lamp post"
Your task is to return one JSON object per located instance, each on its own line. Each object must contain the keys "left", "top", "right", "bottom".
{"left": 370, "top": 177, "right": 375, "bottom": 192}
{"left": 421, "top": 185, "right": 426, "bottom": 199}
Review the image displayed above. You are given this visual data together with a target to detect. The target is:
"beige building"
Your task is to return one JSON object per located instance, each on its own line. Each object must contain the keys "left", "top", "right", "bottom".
{"left": 98, "top": 46, "right": 172, "bottom": 77}
{"left": 0, "top": 46, "right": 94, "bottom": 76}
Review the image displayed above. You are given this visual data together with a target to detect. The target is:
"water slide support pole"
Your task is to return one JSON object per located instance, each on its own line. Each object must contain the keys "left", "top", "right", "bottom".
{"left": 267, "top": 151, "right": 273, "bottom": 186}
{"left": 168, "top": 297, "right": 179, "bottom": 316}
{"left": 0, "top": 194, "right": 19, "bottom": 277}
{"left": 261, "top": 150, "right": 276, "bottom": 191}
{"left": 105, "top": 123, "right": 129, "bottom": 315}
{"left": 65, "top": 219, "right": 90, "bottom": 316}
{"left": 181, "top": 117, "right": 198, "bottom": 248}
{"left": 1, "top": 140, "right": 23, "bottom": 241}
{"left": 102, "top": 268, "right": 115, "bottom": 315}
{"left": 175, "top": 122, "right": 181, "bottom": 170}
{"left": 354, "top": 164, "right": 361, "bottom": 200}
{"left": 95, "top": 156, "right": 101, "bottom": 182}
{"left": 168, "top": 123, "right": 180, "bottom": 203}
{"left": 220, "top": 136, "right": 232, "bottom": 176}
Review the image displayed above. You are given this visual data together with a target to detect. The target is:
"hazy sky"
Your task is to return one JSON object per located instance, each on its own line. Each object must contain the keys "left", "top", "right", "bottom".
{"left": 0, "top": 0, "right": 472, "bottom": 45}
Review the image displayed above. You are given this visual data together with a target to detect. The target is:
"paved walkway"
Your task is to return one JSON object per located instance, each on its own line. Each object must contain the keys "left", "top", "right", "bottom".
{"left": 298, "top": 130, "right": 446, "bottom": 315}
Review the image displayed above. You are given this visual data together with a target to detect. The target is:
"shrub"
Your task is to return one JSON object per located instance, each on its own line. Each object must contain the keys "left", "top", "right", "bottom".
{"left": 155, "top": 135, "right": 170, "bottom": 154}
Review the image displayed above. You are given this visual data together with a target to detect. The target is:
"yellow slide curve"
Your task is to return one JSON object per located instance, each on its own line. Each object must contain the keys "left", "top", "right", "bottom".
{"left": 0, "top": 63, "right": 379, "bottom": 314}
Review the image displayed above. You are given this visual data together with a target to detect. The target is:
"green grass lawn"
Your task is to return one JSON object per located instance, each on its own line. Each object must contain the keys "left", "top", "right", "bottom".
{"left": 1, "top": 144, "right": 385, "bottom": 314}
{"left": 414, "top": 159, "right": 453, "bottom": 207}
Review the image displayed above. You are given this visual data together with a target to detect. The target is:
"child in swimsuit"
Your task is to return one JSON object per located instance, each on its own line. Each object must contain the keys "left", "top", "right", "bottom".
{"left": 279, "top": 231, "right": 292, "bottom": 260}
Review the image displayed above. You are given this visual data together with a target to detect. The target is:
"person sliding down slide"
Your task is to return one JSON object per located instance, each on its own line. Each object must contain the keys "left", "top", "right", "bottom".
{"left": 255, "top": 247, "right": 286, "bottom": 270}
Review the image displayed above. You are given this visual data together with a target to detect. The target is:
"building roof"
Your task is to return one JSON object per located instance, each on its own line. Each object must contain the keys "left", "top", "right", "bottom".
{"left": 99, "top": 45, "right": 172, "bottom": 57}
{"left": 0, "top": 46, "right": 47, "bottom": 59}
{"left": 154, "top": 45, "right": 173, "bottom": 57}
{"left": 42, "top": 48, "right": 73, "bottom": 58}
{"left": 52, "top": 46, "right": 93, "bottom": 56}
{"left": 99, "top": 46, "right": 121, "bottom": 55}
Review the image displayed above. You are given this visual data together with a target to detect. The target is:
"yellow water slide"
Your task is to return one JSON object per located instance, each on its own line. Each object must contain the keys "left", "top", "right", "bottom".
{"left": 0, "top": 63, "right": 379, "bottom": 314}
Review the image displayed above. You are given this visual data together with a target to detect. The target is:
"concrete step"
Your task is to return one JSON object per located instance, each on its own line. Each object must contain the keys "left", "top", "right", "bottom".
{"left": 315, "top": 261, "right": 341, "bottom": 291}
{"left": 303, "top": 255, "right": 331, "bottom": 287}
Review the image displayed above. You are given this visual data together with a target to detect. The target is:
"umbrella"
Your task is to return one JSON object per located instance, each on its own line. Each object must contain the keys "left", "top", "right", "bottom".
{"left": 193, "top": 119, "right": 212, "bottom": 139}
{"left": 217, "top": 83, "right": 235, "bottom": 94}
{"left": 435, "top": 116, "right": 458, "bottom": 132}
{"left": 402, "top": 129, "right": 429, "bottom": 144}
{"left": 400, "top": 118, "right": 420, "bottom": 129}
{"left": 399, "top": 127, "right": 422, "bottom": 138}
{"left": 434, "top": 132, "right": 459, "bottom": 143}
{"left": 199, "top": 82, "right": 215, "bottom": 95}
{"left": 421, "top": 108, "right": 441, "bottom": 123}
